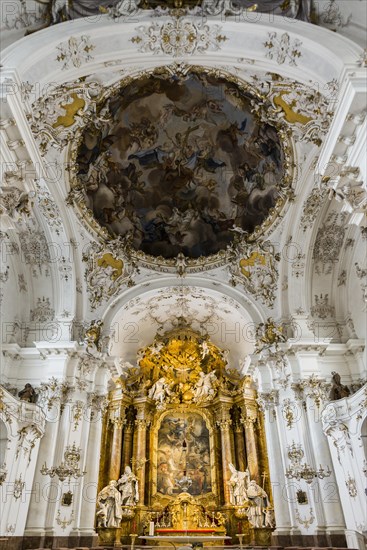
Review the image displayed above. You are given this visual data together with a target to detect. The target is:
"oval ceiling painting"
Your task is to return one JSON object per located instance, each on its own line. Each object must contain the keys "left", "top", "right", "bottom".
{"left": 76, "top": 69, "right": 286, "bottom": 259}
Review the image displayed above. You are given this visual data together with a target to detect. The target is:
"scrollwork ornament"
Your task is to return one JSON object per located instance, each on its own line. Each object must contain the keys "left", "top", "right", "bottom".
{"left": 37, "top": 377, "right": 72, "bottom": 412}
{"left": 131, "top": 19, "right": 227, "bottom": 57}
{"left": 83, "top": 237, "right": 138, "bottom": 309}
{"left": 27, "top": 80, "right": 105, "bottom": 155}
{"left": 256, "top": 390, "right": 279, "bottom": 413}
{"left": 282, "top": 398, "right": 296, "bottom": 429}
{"left": 295, "top": 507, "right": 314, "bottom": 529}
{"left": 255, "top": 318, "right": 286, "bottom": 355}
{"left": 228, "top": 241, "right": 280, "bottom": 307}
{"left": 298, "top": 374, "right": 331, "bottom": 408}
{"left": 264, "top": 32, "right": 302, "bottom": 66}
{"left": 13, "top": 474, "right": 25, "bottom": 499}
{"left": 345, "top": 473, "right": 357, "bottom": 498}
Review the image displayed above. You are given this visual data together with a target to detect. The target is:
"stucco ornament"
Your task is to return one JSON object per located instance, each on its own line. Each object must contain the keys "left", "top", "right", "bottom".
{"left": 83, "top": 237, "right": 138, "bottom": 309}
{"left": 229, "top": 241, "right": 280, "bottom": 307}
{"left": 255, "top": 318, "right": 286, "bottom": 354}
{"left": 0, "top": 186, "right": 34, "bottom": 220}
{"left": 321, "top": 403, "right": 353, "bottom": 463}
{"left": 264, "top": 32, "right": 303, "bottom": 66}
{"left": 251, "top": 74, "right": 337, "bottom": 146}
{"left": 131, "top": 18, "right": 227, "bottom": 56}
{"left": 28, "top": 80, "right": 105, "bottom": 155}
{"left": 56, "top": 35, "right": 95, "bottom": 70}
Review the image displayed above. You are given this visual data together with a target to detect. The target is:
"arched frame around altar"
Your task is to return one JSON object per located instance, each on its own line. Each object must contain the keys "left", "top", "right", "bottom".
{"left": 97, "top": 328, "right": 273, "bottom": 545}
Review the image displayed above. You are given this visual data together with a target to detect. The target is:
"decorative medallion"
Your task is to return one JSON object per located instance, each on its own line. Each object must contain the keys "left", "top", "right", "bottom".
{"left": 131, "top": 19, "right": 227, "bottom": 57}
{"left": 70, "top": 65, "right": 293, "bottom": 270}
{"left": 264, "top": 32, "right": 303, "bottom": 66}
{"left": 56, "top": 36, "right": 95, "bottom": 70}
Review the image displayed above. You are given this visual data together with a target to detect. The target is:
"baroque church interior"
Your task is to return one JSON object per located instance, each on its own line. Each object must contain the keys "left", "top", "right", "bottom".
{"left": 0, "top": 1, "right": 366, "bottom": 550}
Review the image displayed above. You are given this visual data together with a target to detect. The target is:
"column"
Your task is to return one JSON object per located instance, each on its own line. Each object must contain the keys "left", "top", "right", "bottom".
{"left": 217, "top": 406, "right": 233, "bottom": 506}
{"left": 25, "top": 402, "right": 62, "bottom": 536}
{"left": 79, "top": 397, "right": 107, "bottom": 535}
{"left": 122, "top": 422, "right": 134, "bottom": 470}
{"left": 242, "top": 403, "right": 260, "bottom": 481}
{"left": 134, "top": 405, "right": 149, "bottom": 506}
{"left": 234, "top": 425, "right": 246, "bottom": 471}
{"left": 109, "top": 417, "right": 125, "bottom": 480}
{"left": 258, "top": 391, "right": 292, "bottom": 536}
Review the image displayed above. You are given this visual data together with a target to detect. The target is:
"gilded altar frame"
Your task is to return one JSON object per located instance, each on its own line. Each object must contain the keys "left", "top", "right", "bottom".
{"left": 150, "top": 404, "right": 218, "bottom": 504}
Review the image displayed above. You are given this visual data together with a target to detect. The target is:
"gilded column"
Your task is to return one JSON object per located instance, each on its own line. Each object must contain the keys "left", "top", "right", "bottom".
{"left": 109, "top": 417, "right": 125, "bottom": 480}
{"left": 217, "top": 406, "right": 233, "bottom": 506}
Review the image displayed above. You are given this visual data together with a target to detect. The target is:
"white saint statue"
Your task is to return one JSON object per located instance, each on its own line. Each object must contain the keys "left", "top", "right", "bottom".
{"left": 118, "top": 466, "right": 139, "bottom": 506}
{"left": 246, "top": 479, "right": 269, "bottom": 528}
{"left": 96, "top": 480, "right": 122, "bottom": 528}
{"left": 228, "top": 463, "right": 250, "bottom": 506}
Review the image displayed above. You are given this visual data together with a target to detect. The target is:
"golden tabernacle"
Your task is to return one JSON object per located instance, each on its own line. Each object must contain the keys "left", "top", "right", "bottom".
{"left": 96, "top": 328, "right": 274, "bottom": 546}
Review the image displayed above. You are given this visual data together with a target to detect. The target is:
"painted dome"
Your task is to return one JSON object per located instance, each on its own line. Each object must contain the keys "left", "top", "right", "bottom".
{"left": 76, "top": 68, "right": 286, "bottom": 259}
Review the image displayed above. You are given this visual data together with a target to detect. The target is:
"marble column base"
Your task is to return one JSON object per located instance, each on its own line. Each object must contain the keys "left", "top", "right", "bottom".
{"left": 271, "top": 530, "right": 348, "bottom": 548}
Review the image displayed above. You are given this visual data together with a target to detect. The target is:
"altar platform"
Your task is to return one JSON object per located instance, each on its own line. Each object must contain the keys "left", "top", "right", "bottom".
{"left": 140, "top": 533, "right": 231, "bottom": 548}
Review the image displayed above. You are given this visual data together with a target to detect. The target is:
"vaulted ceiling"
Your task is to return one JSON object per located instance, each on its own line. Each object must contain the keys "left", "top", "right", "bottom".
{"left": 0, "top": 0, "right": 366, "bottom": 383}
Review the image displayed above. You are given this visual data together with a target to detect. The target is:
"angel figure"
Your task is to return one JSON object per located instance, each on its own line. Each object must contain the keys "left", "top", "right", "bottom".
{"left": 193, "top": 371, "right": 218, "bottom": 403}
{"left": 118, "top": 466, "right": 139, "bottom": 506}
{"left": 149, "top": 377, "right": 172, "bottom": 408}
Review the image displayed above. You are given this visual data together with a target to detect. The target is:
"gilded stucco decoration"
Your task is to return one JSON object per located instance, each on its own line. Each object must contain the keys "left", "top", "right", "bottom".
{"left": 30, "top": 297, "right": 55, "bottom": 323}
{"left": 37, "top": 377, "right": 72, "bottom": 412}
{"left": 310, "top": 294, "right": 335, "bottom": 320}
{"left": 28, "top": 81, "right": 105, "bottom": 155}
{"left": 250, "top": 73, "right": 337, "bottom": 146}
{"left": 321, "top": 403, "right": 354, "bottom": 464}
{"left": 18, "top": 230, "right": 51, "bottom": 277}
{"left": 0, "top": 187, "right": 34, "bottom": 221}
{"left": 135, "top": 328, "right": 234, "bottom": 408}
{"left": 300, "top": 186, "right": 328, "bottom": 231}
{"left": 83, "top": 238, "right": 138, "bottom": 309}
{"left": 131, "top": 18, "right": 227, "bottom": 56}
{"left": 228, "top": 240, "right": 280, "bottom": 307}
{"left": 254, "top": 318, "right": 286, "bottom": 354}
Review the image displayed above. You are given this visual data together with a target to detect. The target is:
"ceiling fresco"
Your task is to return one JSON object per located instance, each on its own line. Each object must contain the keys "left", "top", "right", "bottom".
{"left": 76, "top": 69, "right": 285, "bottom": 259}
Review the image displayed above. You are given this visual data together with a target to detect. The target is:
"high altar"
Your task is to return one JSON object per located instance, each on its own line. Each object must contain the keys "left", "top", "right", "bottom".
{"left": 97, "top": 328, "right": 274, "bottom": 546}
